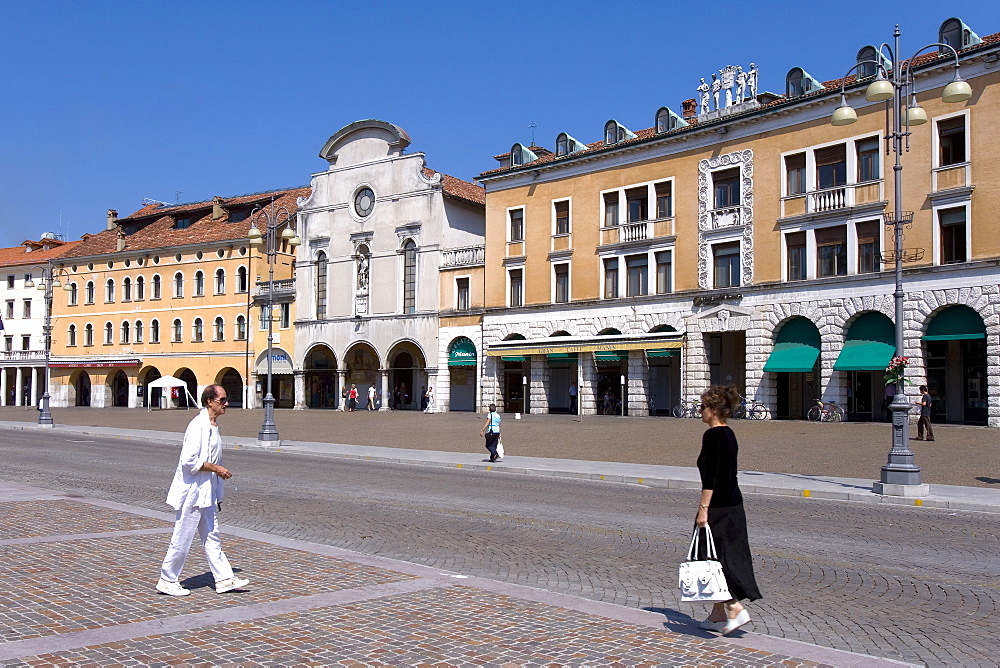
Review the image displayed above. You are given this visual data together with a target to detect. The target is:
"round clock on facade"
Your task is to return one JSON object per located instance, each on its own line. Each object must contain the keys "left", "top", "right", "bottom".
{"left": 354, "top": 187, "right": 375, "bottom": 217}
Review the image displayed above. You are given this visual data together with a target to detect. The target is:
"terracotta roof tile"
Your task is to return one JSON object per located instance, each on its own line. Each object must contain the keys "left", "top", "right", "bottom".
{"left": 59, "top": 186, "right": 311, "bottom": 260}
{"left": 0, "top": 239, "right": 83, "bottom": 268}
{"left": 422, "top": 167, "right": 485, "bottom": 207}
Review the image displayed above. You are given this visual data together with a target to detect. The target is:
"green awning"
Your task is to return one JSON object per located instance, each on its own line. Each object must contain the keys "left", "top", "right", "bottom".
{"left": 833, "top": 340, "right": 895, "bottom": 370}
{"left": 922, "top": 305, "right": 987, "bottom": 341}
{"left": 645, "top": 349, "right": 678, "bottom": 358}
{"left": 448, "top": 337, "right": 477, "bottom": 366}
{"left": 547, "top": 352, "right": 578, "bottom": 364}
{"left": 594, "top": 350, "right": 628, "bottom": 363}
{"left": 501, "top": 355, "right": 527, "bottom": 362}
{"left": 764, "top": 317, "right": 821, "bottom": 372}
{"left": 764, "top": 342, "right": 820, "bottom": 372}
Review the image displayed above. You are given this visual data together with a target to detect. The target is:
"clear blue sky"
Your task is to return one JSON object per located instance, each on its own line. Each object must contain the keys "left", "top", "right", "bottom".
{"left": 1, "top": 0, "right": 994, "bottom": 248}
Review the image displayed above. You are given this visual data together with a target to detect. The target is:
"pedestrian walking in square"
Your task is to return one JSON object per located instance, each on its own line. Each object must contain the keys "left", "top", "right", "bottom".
{"left": 423, "top": 386, "right": 435, "bottom": 413}
{"left": 915, "top": 385, "right": 935, "bottom": 441}
{"left": 348, "top": 384, "right": 358, "bottom": 411}
{"left": 568, "top": 382, "right": 578, "bottom": 414}
{"left": 156, "top": 384, "right": 249, "bottom": 596}
{"left": 480, "top": 403, "right": 502, "bottom": 462}
{"left": 367, "top": 383, "right": 377, "bottom": 411}
{"left": 694, "top": 384, "right": 761, "bottom": 635}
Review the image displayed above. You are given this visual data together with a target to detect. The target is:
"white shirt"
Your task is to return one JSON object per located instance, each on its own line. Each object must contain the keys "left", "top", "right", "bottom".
{"left": 165, "top": 408, "right": 224, "bottom": 510}
{"left": 368, "top": 386, "right": 376, "bottom": 399}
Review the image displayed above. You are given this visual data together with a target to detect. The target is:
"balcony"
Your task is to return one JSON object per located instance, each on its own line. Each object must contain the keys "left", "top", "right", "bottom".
{"left": 600, "top": 218, "right": 674, "bottom": 246}
{"left": 1, "top": 350, "right": 45, "bottom": 362}
{"left": 781, "top": 181, "right": 884, "bottom": 220}
{"left": 254, "top": 278, "right": 295, "bottom": 300}
{"left": 441, "top": 245, "right": 485, "bottom": 268}
{"left": 706, "top": 206, "right": 749, "bottom": 230}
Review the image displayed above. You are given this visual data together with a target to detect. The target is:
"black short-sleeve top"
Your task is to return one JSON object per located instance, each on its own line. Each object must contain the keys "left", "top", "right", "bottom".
{"left": 697, "top": 425, "right": 743, "bottom": 508}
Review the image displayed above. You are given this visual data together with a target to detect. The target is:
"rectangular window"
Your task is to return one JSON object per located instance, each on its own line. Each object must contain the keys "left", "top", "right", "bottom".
{"left": 938, "top": 116, "right": 966, "bottom": 166}
{"left": 713, "top": 168, "right": 740, "bottom": 208}
{"left": 603, "top": 258, "right": 619, "bottom": 299}
{"left": 625, "top": 186, "right": 648, "bottom": 223}
{"left": 786, "top": 231, "right": 807, "bottom": 280}
{"left": 259, "top": 306, "right": 269, "bottom": 330}
{"left": 5, "top": 276, "right": 12, "bottom": 289}
{"left": 4, "top": 336, "right": 11, "bottom": 352}
{"left": 6, "top": 300, "right": 14, "bottom": 319}
{"left": 856, "top": 221, "right": 879, "bottom": 274}
{"left": 84, "top": 327, "right": 93, "bottom": 347}
{"left": 655, "top": 181, "right": 672, "bottom": 218}
{"left": 815, "top": 144, "right": 847, "bottom": 189}
{"left": 509, "top": 208, "right": 524, "bottom": 242}
{"left": 655, "top": 251, "right": 672, "bottom": 294}
{"left": 785, "top": 153, "right": 806, "bottom": 195}
{"left": 554, "top": 264, "right": 569, "bottom": 303}
{"left": 456, "top": 277, "right": 470, "bottom": 311}
{"left": 22, "top": 299, "right": 30, "bottom": 319}
{"left": 625, "top": 254, "right": 648, "bottom": 297}
{"left": 713, "top": 242, "right": 741, "bottom": 288}
{"left": 603, "top": 192, "right": 619, "bottom": 226}
{"left": 151, "top": 321, "right": 160, "bottom": 344}
{"left": 21, "top": 335, "right": 30, "bottom": 351}
{"left": 856, "top": 138, "right": 880, "bottom": 182}
{"left": 508, "top": 269, "right": 523, "bottom": 307}
{"left": 939, "top": 207, "right": 967, "bottom": 264}
{"left": 816, "top": 225, "right": 848, "bottom": 277}
{"left": 279, "top": 302, "right": 290, "bottom": 328}
{"left": 554, "top": 200, "right": 570, "bottom": 235}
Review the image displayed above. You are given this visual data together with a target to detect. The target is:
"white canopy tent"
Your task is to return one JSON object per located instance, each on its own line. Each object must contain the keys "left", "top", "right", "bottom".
{"left": 146, "top": 375, "right": 199, "bottom": 411}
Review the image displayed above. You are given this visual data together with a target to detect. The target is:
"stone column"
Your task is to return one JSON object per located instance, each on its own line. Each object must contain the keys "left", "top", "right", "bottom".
{"left": 628, "top": 352, "right": 649, "bottom": 417}
{"left": 15, "top": 367, "right": 23, "bottom": 406}
{"left": 683, "top": 331, "right": 710, "bottom": 403}
{"left": 481, "top": 357, "right": 499, "bottom": 412}
{"left": 293, "top": 370, "right": 306, "bottom": 410}
{"left": 528, "top": 356, "right": 548, "bottom": 414}
{"left": 580, "top": 353, "right": 596, "bottom": 416}
{"left": 34, "top": 367, "right": 44, "bottom": 407}
{"left": 379, "top": 368, "right": 390, "bottom": 411}
{"left": 0, "top": 367, "right": 7, "bottom": 406}
{"left": 745, "top": 313, "right": 770, "bottom": 403}
{"left": 337, "top": 370, "right": 347, "bottom": 411}
{"left": 426, "top": 368, "right": 439, "bottom": 412}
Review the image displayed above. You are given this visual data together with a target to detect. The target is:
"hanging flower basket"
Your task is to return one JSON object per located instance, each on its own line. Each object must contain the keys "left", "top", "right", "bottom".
{"left": 884, "top": 356, "right": 912, "bottom": 386}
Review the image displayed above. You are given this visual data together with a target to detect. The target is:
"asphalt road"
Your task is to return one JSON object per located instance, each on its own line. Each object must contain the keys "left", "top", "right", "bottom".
{"left": 2, "top": 430, "right": 998, "bottom": 667}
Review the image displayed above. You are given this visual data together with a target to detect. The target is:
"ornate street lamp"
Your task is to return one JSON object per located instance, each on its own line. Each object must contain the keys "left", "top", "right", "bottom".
{"left": 831, "top": 26, "right": 972, "bottom": 496}
{"left": 248, "top": 199, "right": 300, "bottom": 446}
{"left": 24, "top": 264, "right": 72, "bottom": 428}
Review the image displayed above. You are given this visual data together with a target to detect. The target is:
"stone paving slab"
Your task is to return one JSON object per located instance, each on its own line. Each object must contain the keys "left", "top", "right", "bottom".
{"left": 0, "top": 481, "right": 911, "bottom": 667}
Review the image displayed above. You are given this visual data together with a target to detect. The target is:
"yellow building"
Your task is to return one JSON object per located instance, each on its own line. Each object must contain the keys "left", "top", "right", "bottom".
{"left": 49, "top": 187, "right": 307, "bottom": 409}
{"left": 477, "top": 18, "right": 999, "bottom": 426}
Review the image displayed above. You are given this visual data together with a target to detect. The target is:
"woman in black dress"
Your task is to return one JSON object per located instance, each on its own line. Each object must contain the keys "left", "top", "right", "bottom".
{"left": 694, "top": 384, "right": 761, "bottom": 635}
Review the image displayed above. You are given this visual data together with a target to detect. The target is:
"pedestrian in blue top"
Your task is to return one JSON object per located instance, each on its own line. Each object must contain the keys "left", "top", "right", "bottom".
{"left": 480, "top": 403, "right": 502, "bottom": 462}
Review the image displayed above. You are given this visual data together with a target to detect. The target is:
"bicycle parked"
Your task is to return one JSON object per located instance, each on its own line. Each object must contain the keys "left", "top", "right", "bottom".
{"left": 733, "top": 394, "right": 771, "bottom": 420}
{"left": 807, "top": 399, "right": 845, "bottom": 422}
{"left": 672, "top": 398, "right": 702, "bottom": 418}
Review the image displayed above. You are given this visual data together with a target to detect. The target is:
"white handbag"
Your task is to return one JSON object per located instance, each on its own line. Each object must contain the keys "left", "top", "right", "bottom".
{"left": 496, "top": 437, "right": 505, "bottom": 459}
{"left": 678, "top": 525, "right": 732, "bottom": 602}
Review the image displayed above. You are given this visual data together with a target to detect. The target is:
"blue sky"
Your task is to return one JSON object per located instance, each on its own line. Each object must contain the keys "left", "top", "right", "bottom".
{"left": 1, "top": 0, "right": 995, "bottom": 248}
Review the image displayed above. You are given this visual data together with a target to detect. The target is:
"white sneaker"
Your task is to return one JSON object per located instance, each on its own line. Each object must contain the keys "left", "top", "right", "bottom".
{"left": 215, "top": 576, "right": 249, "bottom": 593}
{"left": 156, "top": 578, "right": 190, "bottom": 596}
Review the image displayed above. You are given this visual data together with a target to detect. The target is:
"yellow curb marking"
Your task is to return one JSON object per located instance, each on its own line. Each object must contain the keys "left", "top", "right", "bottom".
{"left": 599, "top": 475, "right": 605, "bottom": 480}
{"left": 915, "top": 499, "right": 923, "bottom": 506}
{"left": 803, "top": 490, "right": 811, "bottom": 497}
{"left": 456, "top": 463, "right": 463, "bottom": 468}
{"left": 638, "top": 477, "right": 643, "bottom": 485}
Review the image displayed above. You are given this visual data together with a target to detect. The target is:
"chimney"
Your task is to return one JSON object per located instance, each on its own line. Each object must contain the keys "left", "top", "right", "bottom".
{"left": 107, "top": 209, "right": 118, "bottom": 230}
{"left": 212, "top": 196, "right": 225, "bottom": 220}
{"left": 681, "top": 98, "right": 698, "bottom": 120}
{"left": 116, "top": 227, "right": 126, "bottom": 252}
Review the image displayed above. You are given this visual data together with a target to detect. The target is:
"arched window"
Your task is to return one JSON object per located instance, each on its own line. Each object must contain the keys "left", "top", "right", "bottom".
{"left": 150, "top": 319, "right": 160, "bottom": 344}
{"left": 68, "top": 324, "right": 77, "bottom": 346}
{"left": 402, "top": 239, "right": 417, "bottom": 314}
{"left": 173, "top": 272, "right": 184, "bottom": 298}
{"left": 316, "top": 251, "right": 328, "bottom": 320}
{"left": 194, "top": 270, "right": 205, "bottom": 297}
{"left": 104, "top": 321, "right": 113, "bottom": 344}
{"left": 214, "top": 268, "right": 225, "bottom": 294}
{"left": 235, "top": 314, "right": 247, "bottom": 340}
{"left": 105, "top": 279, "right": 115, "bottom": 303}
{"left": 84, "top": 323, "right": 94, "bottom": 346}
{"left": 237, "top": 266, "right": 248, "bottom": 293}
{"left": 193, "top": 317, "right": 204, "bottom": 342}
{"left": 66, "top": 282, "right": 77, "bottom": 306}
{"left": 172, "top": 318, "right": 182, "bottom": 342}
{"left": 85, "top": 281, "right": 95, "bottom": 304}
{"left": 511, "top": 144, "right": 523, "bottom": 166}
{"left": 555, "top": 133, "right": 569, "bottom": 157}
{"left": 214, "top": 316, "right": 224, "bottom": 341}
{"left": 135, "top": 276, "right": 145, "bottom": 300}
{"left": 120, "top": 320, "right": 130, "bottom": 344}
{"left": 857, "top": 46, "right": 878, "bottom": 79}
{"left": 123, "top": 276, "right": 132, "bottom": 301}
{"left": 134, "top": 320, "right": 143, "bottom": 343}
{"left": 605, "top": 120, "right": 618, "bottom": 145}
{"left": 656, "top": 107, "right": 675, "bottom": 133}
{"left": 152, "top": 275, "right": 161, "bottom": 299}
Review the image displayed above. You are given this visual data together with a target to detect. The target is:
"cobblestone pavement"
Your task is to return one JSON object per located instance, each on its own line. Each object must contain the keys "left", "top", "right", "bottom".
{"left": 0, "top": 482, "right": 874, "bottom": 667}
{"left": 1, "top": 405, "right": 996, "bottom": 488}
{"left": 2, "top": 430, "right": 997, "bottom": 666}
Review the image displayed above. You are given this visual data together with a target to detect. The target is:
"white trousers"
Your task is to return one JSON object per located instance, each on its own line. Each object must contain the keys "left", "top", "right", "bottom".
{"left": 159, "top": 504, "right": 234, "bottom": 584}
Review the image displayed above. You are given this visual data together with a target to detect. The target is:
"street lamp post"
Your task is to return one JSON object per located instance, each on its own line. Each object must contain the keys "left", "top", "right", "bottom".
{"left": 25, "top": 264, "right": 72, "bottom": 428}
{"left": 831, "top": 25, "right": 972, "bottom": 496}
{"left": 248, "top": 199, "right": 300, "bottom": 447}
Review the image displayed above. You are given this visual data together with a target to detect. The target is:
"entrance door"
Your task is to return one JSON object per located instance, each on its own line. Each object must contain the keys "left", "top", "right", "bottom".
{"left": 776, "top": 372, "right": 814, "bottom": 419}
{"left": 76, "top": 372, "right": 91, "bottom": 407}
{"left": 449, "top": 367, "right": 475, "bottom": 411}
{"left": 594, "top": 365, "right": 626, "bottom": 415}
{"left": 846, "top": 371, "right": 879, "bottom": 422}
{"left": 548, "top": 366, "right": 572, "bottom": 413}
{"left": 112, "top": 371, "right": 129, "bottom": 407}
{"left": 503, "top": 365, "right": 525, "bottom": 413}
{"left": 707, "top": 332, "right": 746, "bottom": 394}
{"left": 926, "top": 339, "right": 988, "bottom": 425}
{"left": 648, "top": 358, "right": 678, "bottom": 415}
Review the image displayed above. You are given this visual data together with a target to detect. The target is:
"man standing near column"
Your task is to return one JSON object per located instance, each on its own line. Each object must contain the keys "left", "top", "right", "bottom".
{"left": 156, "top": 384, "right": 249, "bottom": 596}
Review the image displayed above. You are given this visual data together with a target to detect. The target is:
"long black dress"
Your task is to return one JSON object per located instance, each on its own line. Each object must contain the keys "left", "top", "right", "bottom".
{"left": 697, "top": 425, "right": 762, "bottom": 602}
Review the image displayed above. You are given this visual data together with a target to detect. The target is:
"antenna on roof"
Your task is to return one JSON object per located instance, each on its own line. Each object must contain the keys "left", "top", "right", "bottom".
{"left": 528, "top": 121, "right": 537, "bottom": 145}
{"left": 174, "top": 190, "right": 182, "bottom": 202}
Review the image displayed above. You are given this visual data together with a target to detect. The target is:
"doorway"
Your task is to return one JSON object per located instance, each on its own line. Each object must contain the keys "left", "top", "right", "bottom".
{"left": 112, "top": 370, "right": 129, "bottom": 407}
{"left": 706, "top": 331, "right": 746, "bottom": 394}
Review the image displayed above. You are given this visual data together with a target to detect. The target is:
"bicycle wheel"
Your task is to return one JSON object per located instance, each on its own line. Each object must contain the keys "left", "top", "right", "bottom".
{"left": 732, "top": 404, "right": 747, "bottom": 419}
{"left": 806, "top": 405, "right": 821, "bottom": 421}
{"left": 830, "top": 406, "right": 845, "bottom": 422}
{"left": 672, "top": 404, "right": 687, "bottom": 418}
{"left": 757, "top": 405, "right": 771, "bottom": 420}
{"left": 749, "top": 404, "right": 769, "bottom": 420}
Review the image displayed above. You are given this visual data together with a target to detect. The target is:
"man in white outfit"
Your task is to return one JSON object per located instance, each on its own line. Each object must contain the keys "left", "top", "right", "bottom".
{"left": 156, "top": 384, "right": 249, "bottom": 596}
